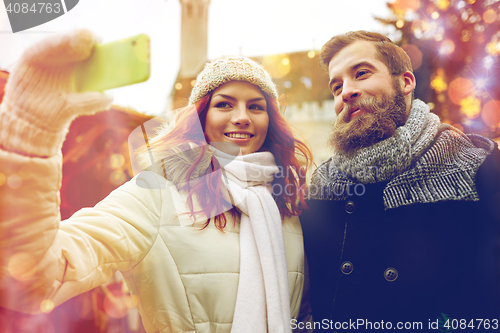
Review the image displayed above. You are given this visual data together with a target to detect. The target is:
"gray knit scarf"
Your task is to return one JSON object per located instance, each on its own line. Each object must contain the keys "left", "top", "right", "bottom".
{"left": 310, "top": 99, "right": 496, "bottom": 209}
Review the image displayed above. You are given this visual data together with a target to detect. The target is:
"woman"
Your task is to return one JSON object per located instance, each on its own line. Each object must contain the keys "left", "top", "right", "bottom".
{"left": 0, "top": 30, "right": 312, "bottom": 332}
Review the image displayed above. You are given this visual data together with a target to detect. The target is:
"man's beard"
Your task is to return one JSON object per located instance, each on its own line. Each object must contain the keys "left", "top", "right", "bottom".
{"left": 328, "top": 83, "right": 408, "bottom": 155}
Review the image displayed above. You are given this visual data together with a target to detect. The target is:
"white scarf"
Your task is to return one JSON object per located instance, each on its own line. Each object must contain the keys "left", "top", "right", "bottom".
{"left": 211, "top": 147, "right": 292, "bottom": 333}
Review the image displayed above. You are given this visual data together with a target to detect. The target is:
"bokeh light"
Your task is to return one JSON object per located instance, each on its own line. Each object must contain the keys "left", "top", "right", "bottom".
{"left": 390, "top": 0, "right": 421, "bottom": 16}
{"left": 8, "top": 252, "right": 37, "bottom": 281}
{"left": 460, "top": 96, "right": 481, "bottom": 119}
{"left": 461, "top": 30, "right": 471, "bottom": 42}
{"left": 483, "top": 9, "right": 497, "bottom": 24}
{"left": 103, "top": 294, "right": 128, "bottom": 318}
{"left": 262, "top": 55, "right": 291, "bottom": 79}
{"left": 307, "top": 50, "right": 316, "bottom": 59}
{"left": 411, "top": 20, "right": 423, "bottom": 35}
{"left": 437, "top": 0, "right": 450, "bottom": 10}
{"left": 483, "top": 56, "right": 494, "bottom": 69}
{"left": 430, "top": 69, "right": 448, "bottom": 93}
{"left": 40, "top": 299, "right": 55, "bottom": 313}
{"left": 440, "top": 39, "right": 455, "bottom": 54}
{"left": 475, "top": 78, "right": 486, "bottom": 89}
{"left": 110, "top": 170, "right": 126, "bottom": 186}
{"left": 448, "top": 77, "right": 474, "bottom": 104}
{"left": 486, "top": 41, "right": 500, "bottom": 55}
{"left": 481, "top": 100, "right": 500, "bottom": 127}
{"left": 431, "top": 11, "right": 440, "bottom": 19}
{"left": 7, "top": 174, "right": 22, "bottom": 189}
{"left": 110, "top": 154, "right": 125, "bottom": 169}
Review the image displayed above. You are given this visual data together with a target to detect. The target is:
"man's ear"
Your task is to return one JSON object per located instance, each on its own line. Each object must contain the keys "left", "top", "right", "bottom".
{"left": 402, "top": 71, "right": 416, "bottom": 96}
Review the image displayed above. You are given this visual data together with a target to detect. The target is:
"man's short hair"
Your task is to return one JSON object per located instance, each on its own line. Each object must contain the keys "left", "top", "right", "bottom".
{"left": 320, "top": 30, "right": 413, "bottom": 76}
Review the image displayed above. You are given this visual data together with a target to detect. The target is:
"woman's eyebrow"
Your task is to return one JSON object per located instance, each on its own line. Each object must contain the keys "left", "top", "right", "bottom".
{"left": 213, "top": 94, "right": 236, "bottom": 101}
{"left": 248, "top": 97, "right": 266, "bottom": 103}
{"left": 213, "top": 94, "right": 265, "bottom": 103}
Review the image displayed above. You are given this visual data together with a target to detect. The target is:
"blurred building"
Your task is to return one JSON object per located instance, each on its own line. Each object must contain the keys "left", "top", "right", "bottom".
{"left": 170, "top": 0, "right": 337, "bottom": 167}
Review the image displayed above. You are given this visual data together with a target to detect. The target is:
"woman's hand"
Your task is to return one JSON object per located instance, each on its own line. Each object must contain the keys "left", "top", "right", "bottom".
{"left": 0, "top": 29, "right": 113, "bottom": 157}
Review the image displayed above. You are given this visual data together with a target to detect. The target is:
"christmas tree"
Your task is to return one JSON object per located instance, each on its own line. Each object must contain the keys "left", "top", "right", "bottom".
{"left": 378, "top": 0, "right": 500, "bottom": 138}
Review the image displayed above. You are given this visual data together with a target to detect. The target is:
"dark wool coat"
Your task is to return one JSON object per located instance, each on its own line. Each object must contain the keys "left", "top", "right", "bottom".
{"left": 300, "top": 144, "right": 500, "bottom": 330}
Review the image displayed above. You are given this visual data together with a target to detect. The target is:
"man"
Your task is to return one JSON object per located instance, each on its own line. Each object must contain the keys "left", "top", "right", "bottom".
{"left": 300, "top": 31, "right": 500, "bottom": 330}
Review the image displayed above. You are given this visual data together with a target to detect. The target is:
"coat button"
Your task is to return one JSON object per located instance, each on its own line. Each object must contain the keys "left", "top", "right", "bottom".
{"left": 340, "top": 261, "right": 353, "bottom": 275}
{"left": 384, "top": 267, "right": 398, "bottom": 282}
{"left": 345, "top": 201, "right": 355, "bottom": 214}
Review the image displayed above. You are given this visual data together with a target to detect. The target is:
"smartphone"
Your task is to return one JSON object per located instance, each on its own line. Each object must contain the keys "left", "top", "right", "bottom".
{"left": 73, "top": 34, "right": 151, "bottom": 92}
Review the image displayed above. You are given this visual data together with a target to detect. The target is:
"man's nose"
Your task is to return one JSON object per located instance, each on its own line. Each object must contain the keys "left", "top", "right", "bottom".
{"left": 342, "top": 80, "right": 361, "bottom": 103}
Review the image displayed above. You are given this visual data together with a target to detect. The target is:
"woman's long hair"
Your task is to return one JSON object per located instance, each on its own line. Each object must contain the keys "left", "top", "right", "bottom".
{"left": 136, "top": 88, "right": 312, "bottom": 231}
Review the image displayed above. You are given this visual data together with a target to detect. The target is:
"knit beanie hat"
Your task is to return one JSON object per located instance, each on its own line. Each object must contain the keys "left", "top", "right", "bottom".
{"left": 188, "top": 56, "right": 278, "bottom": 105}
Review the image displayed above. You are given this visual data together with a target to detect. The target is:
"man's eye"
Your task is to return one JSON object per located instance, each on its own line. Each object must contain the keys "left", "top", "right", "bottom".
{"left": 356, "top": 70, "right": 369, "bottom": 78}
{"left": 332, "top": 84, "right": 342, "bottom": 95}
{"left": 215, "top": 102, "right": 231, "bottom": 108}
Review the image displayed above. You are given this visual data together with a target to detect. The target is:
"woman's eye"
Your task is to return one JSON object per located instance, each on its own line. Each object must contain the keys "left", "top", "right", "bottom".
{"left": 215, "top": 102, "right": 231, "bottom": 108}
{"left": 249, "top": 104, "right": 266, "bottom": 111}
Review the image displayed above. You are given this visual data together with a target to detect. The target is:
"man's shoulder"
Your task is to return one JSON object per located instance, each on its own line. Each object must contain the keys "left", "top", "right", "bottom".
{"left": 310, "top": 157, "right": 333, "bottom": 181}
{"left": 473, "top": 138, "right": 500, "bottom": 197}
{"left": 435, "top": 124, "right": 495, "bottom": 150}
{"left": 422, "top": 125, "right": 497, "bottom": 169}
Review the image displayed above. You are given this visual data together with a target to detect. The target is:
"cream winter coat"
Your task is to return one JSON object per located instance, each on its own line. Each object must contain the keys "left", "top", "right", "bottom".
{"left": 0, "top": 148, "right": 305, "bottom": 333}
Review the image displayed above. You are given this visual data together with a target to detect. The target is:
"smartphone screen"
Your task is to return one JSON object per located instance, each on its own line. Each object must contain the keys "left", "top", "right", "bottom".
{"left": 74, "top": 34, "right": 150, "bottom": 92}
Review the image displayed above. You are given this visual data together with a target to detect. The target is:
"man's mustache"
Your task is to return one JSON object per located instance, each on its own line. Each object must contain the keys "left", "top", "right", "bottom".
{"left": 338, "top": 98, "right": 377, "bottom": 122}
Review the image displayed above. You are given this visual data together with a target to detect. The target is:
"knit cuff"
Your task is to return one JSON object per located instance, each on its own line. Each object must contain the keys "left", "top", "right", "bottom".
{"left": 0, "top": 109, "right": 69, "bottom": 157}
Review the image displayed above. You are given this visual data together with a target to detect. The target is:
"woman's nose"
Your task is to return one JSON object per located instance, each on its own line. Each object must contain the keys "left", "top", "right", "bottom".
{"left": 231, "top": 106, "right": 251, "bottom": 125}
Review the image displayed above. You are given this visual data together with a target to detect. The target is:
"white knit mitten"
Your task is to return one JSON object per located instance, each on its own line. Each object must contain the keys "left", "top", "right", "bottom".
{"left": 0, "top": 29, "right": 113, "bottom": 157}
